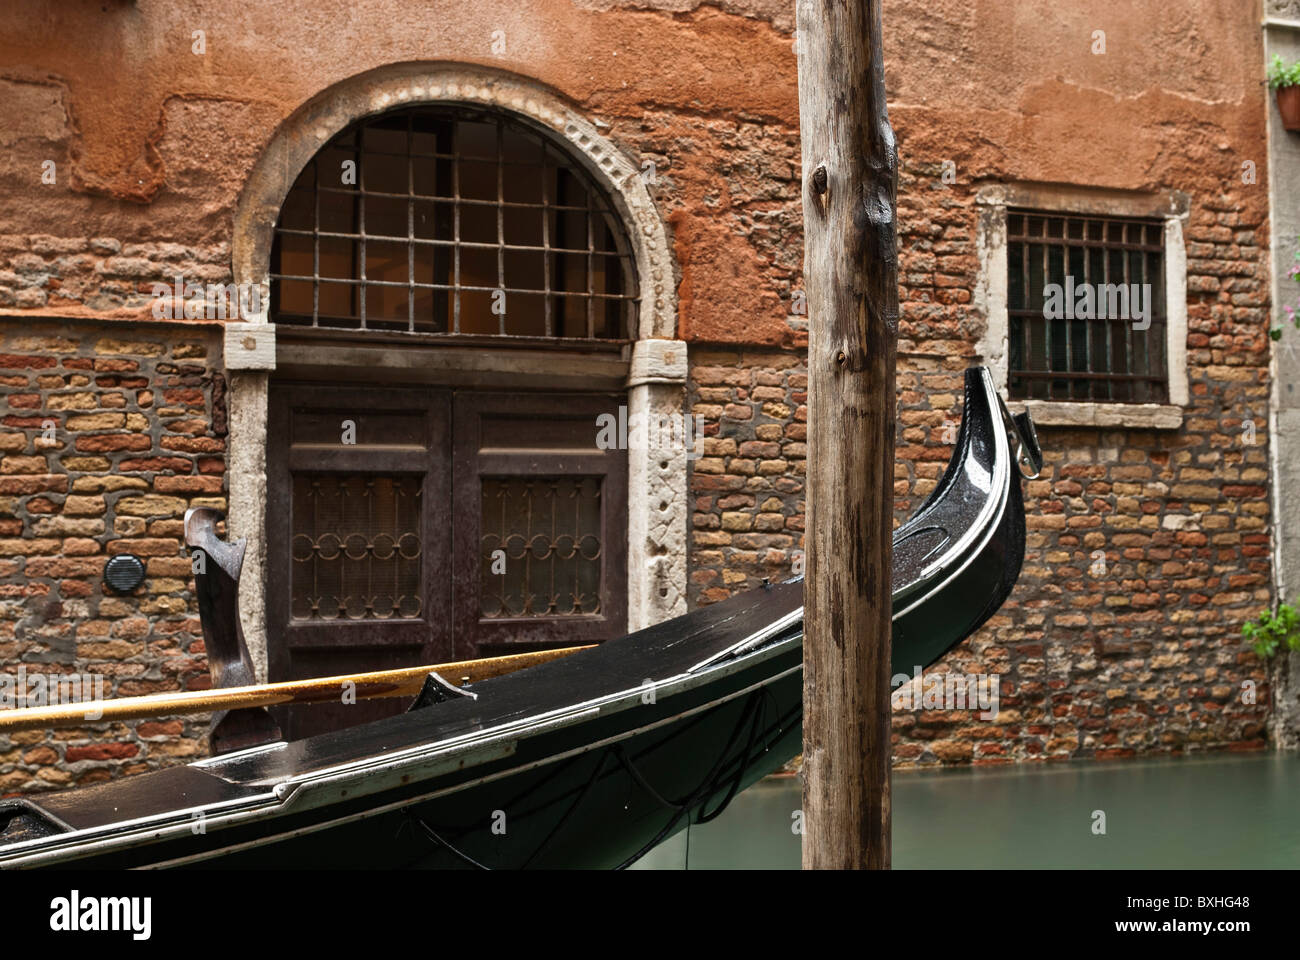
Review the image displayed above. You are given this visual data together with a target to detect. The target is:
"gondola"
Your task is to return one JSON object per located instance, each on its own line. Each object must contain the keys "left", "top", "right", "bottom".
{"left": 0, "top": 366, "right": 1040, "bottom": 869}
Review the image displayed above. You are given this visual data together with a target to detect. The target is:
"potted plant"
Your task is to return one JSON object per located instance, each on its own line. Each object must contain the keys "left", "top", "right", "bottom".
{"left": 1269, "top": 54, "right": 1300, "bottom": 132}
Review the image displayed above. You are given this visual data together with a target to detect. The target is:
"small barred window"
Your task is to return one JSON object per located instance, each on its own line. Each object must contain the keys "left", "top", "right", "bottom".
{"left": 1007, "top": 210, "right": 1167, "bottom": 403}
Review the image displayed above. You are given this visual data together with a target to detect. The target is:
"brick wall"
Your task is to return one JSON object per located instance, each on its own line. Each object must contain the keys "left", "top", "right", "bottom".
{"left": 0, "top": 16, "right": 1276, "bottom": 787}
{"left": 0, "top": 177, "right": 1275, "bottom": 791}
{"left": 0, "top": 322, "right": 222, "bottom": 793}
{"left": 688, "top": 171, "right": 1274, "bottom": 767}
{"left": 0, "top": 234, "right": 232, "bottom": 315}
{"left": 689, "top": 348, "right": 806, "bottom": 600}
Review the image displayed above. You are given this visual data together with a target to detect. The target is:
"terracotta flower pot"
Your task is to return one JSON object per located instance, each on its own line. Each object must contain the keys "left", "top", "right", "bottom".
{"left": 1278, "top": 86, "right": 1300, "bottom": 132}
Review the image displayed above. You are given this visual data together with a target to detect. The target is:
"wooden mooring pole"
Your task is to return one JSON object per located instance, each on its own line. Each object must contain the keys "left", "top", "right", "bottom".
{"left": 796, "top": 0, "right": 898, "bottom": 869}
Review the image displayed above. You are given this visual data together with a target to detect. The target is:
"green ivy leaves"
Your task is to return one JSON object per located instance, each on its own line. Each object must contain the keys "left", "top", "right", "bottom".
{"left": 1243, "top": 603, "right": 1300, "bottom": 658}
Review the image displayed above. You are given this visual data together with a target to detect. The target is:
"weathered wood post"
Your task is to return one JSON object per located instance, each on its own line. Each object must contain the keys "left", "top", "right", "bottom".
{"left": 796, "top": 0, "right": 898, "bottom": 869}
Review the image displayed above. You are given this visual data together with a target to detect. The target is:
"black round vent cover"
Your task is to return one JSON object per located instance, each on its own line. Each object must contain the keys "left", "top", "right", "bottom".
{"left": 104, "top": 554, "right": 146, "bottom": 594}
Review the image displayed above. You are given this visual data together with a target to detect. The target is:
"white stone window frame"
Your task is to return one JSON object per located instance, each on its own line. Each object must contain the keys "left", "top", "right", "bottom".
{"left": 973, "top": 183, "right": 1190, "bottom": 429}
{"left": 225, "top": 64, "right": 688, "bottom": 676}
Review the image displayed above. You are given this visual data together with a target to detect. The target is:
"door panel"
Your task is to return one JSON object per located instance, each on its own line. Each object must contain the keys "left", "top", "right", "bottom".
{"left": 451, "top": 392, "right": 628, "bottom": 659}
{"left": 267, "top": 384, "right": 452, "bottom": 740}
{"left": 266, "top": 385, "right": 628, "bottom": 741}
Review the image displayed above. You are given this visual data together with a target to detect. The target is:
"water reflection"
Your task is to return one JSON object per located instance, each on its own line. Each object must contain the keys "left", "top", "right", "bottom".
{"left": 632, "top": 753, "right": 1300, "bottom": 869}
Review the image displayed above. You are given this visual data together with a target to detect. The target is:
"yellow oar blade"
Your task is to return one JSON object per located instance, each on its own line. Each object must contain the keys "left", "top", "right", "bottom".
{"left": 0, "top": 645, "right": 592, "bottom": 735}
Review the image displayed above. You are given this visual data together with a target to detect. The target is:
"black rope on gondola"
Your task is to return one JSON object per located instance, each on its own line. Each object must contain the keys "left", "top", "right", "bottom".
{"left": 397, "top": 684, "right": 737, "bottom": 846}
{"left": 696, "top": 689, "right": 767, "bottom": 824}
{"left": 399, "top": 680, "right": 766, "bottom": 847}
{"left": 609, "top": 743, "right": 687, "bottom": 811}
{"left": 518, "top": 751, "right": 612, "bottom": 869}
{"left": 698, "top": 681, "right": 788, "bottom": 825}
{"left": 657, "top": 699, "right": 799, "bottom": 842}
{"left": 616, "top": 691, "right": 761, "bottom": 815}
{"left": 408, "top": 814, "right": 493, "bottom": 870}
{"left": 612, "top": 691, "right": 790, "bottom": 870}
{"left": 402, "top": 683, "right": 800, "bottom": 870}
{"left": 397, "top": 747, "right": 593, "bottom": 848}
{"left": 610, "top": 690, "right": 765, "bottom": 825}
{"left": 406, "top": 749, "right": 615, "bottom": 870}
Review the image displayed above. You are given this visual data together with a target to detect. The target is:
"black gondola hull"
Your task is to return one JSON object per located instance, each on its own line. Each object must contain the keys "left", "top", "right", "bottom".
{"left": 0, "top": 366, "right": 1037, "bottom": 869}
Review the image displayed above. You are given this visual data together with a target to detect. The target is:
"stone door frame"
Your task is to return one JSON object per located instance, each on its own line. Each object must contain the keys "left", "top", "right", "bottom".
{"left": 225, "top": 63, "right": 688, "bottom": 675}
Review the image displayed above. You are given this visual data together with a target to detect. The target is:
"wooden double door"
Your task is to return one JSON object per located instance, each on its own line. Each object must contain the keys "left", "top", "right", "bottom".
{"left": 266, "top": 384, "right": 628, "bottom": 740}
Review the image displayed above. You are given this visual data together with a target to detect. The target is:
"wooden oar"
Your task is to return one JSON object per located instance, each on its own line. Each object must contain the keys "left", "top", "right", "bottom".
{"left": 0, "top": 645, "right": 592, "bottom": 735}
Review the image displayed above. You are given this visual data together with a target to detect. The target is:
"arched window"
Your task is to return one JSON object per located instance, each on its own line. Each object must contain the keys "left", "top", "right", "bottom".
{"left": 269, "top": 106, "right": 638, "bottom": 340}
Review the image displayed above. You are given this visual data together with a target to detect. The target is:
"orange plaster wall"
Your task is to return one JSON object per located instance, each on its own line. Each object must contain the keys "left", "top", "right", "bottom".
{"left": 0, "top": 0, "right": 1272, "bottom": 344}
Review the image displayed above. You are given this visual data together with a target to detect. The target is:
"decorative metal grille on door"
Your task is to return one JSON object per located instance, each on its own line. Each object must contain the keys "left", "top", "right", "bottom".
{"left": 479, "top": 476, "right": 604, "bottom": 618}
{"left": 289, "top": 474, "right": 423, "bottom": 622}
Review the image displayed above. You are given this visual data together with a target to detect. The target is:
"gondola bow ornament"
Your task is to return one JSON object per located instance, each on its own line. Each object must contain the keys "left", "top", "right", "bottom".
{"left": 184, "top": 507, "right": 283, "bottom": 755}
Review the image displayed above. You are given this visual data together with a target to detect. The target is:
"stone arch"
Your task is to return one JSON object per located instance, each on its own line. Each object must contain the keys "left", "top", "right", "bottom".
{"left": 225, "top": 63, "right": 688, "bottom": 674}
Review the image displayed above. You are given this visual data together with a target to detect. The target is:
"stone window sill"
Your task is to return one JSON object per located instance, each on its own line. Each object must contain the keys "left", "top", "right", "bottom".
{"left": 1005, "top": 400, "right": 1183, "bottom": 430}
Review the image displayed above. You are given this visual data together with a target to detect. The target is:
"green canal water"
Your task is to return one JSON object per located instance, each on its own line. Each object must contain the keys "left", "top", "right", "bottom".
{"left": 632, "top": 752, "right": 1300, "bottom": 869}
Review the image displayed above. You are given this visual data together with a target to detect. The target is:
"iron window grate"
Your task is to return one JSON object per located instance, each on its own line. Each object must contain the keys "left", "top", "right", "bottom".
{"left": 1006, "top": 210, "right": 1168, "bottom": 403}
{"left": 270, "top": 106, "right": 639, "bottom": 340}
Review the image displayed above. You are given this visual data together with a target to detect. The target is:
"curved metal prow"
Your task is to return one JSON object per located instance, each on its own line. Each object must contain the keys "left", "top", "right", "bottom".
{"left": 184, "top": 507, "right": 282, "bottom": 755}
{"left": 995, "top": 392, "right": 1043, "bottom": 479}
